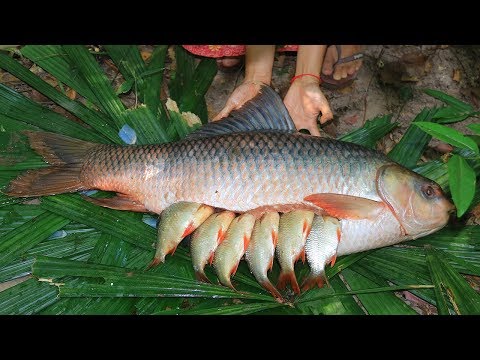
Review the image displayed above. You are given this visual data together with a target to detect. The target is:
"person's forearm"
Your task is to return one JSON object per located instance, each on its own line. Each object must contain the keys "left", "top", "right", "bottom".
{"left": 244, "top": 45, "right": 276, "bottom": 85}
{"left": 294, "top": 45, "right": 327, "bottom": 80}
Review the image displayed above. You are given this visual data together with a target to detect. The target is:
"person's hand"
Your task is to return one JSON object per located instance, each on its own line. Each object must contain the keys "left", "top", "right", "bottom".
{"left": 283, "top": 76, "right": 333, "bottom": 136}
{"left": 213, "top": 80, "right": 264, "bottom": 121}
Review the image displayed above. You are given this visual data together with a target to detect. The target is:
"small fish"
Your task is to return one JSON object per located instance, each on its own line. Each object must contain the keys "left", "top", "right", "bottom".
{"left": 213, "top": 213, "right": 256, "bottom": 289}
{"left": 150, "top": 202, "right": 214, "bottom": 266}
{"left": 276, "top": 210, "right": 315, "bottom": 294}
{"left": 302, "top": 215, "right": 341, "bottom": 291}
{"left": 191, "top": 211, "right": 236, "bottom": 283}
{"left": 245, "top": 212, "right": 282, "bottom": 301}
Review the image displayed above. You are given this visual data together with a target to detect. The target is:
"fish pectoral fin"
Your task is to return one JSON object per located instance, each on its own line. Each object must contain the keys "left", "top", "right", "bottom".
{"left": 81, "top": 193, "right": 147, "bottom": 212}
{"left": 304, "top": 193, "right": 386, "bottom": 220}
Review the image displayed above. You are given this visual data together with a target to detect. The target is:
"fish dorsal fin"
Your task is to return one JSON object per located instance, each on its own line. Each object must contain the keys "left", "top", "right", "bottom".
{"left": 186, "top": 85, "right": 297, "bottom": 139}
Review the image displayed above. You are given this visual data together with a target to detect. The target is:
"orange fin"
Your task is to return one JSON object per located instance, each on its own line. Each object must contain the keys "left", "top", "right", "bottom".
{"left": 259, "top": 279, "right": 284, "bottom": 302}
{"left": 5, "top": 131, "right": 96, "bottom": 198}
{"left": 230, "top": 262, "right": 240, "bottom": 277}
{"left": 337, "top": 228, "right": 342, "bottom": 242}
{"left": 302, "top": 220, "right": 311, "bottom": 239}
{"left": 82, "top": 194, "right": 147, "bottom": 212}
{"left": 268, "top": 257, "right": 274, "bottom": 271}
{"left": 304, "top": 193, "right": 386, "bottom": 220}
{"left": 168, "top": 244, "right": 178, "bottom": 256}
{"left": 146, "top": 257, "right": 162, "bottom": 269}
{"left": 243, "top": 235, "right": 251, "bottom": 252}
{"left": 272, "top": 230, "right": 278, "bottom": 247}
{"left": 301, "top": 274, "right": 325, "bottom": 292}
{"left": 277, "top": 271, "right": 300, "bottom": 294}
{"left": 296, "top": 248, "right": 306, "bottom": 264}
{"left": 330, "top": 254, "right": 337, "bottom": 267}
{"left": 195, "top": 271, "right": 211, "bottom": 283}
{"left": 208, "top": 251, "right": 215, "bottom": 266}
{"left": 181, "top": 222, "right": 196, "bottom": 238}
{"left": 217, "top": 228, "right": 226, "bottom": 244}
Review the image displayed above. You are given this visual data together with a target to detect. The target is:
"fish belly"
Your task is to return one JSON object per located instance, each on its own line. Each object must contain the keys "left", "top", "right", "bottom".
{"left": 337, "top": 209, "right": 404, "bottom": 256}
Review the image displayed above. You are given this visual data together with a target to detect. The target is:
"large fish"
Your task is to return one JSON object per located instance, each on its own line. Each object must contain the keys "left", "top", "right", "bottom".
{"left": 5, "top": 86, "right": 454, "bottom": 268}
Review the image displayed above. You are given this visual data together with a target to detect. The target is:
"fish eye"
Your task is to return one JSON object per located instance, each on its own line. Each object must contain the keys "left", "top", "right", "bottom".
{"left": 421, "top": 184, "right": 436, "bottom": 198}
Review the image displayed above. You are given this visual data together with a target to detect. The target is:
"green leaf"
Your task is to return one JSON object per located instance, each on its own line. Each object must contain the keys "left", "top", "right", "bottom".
{"left": 432, "top": 106, "right": 475, "bottom": 124}
{"left": 425, "top": 246, "right": 480, "bottom": 315}
{"left": 0, "top": 278, "right": 58, "bottom": 315}
{"left": 0, "top": 52, "right": 119, "bottom": 143}
{"left": 32, "top": 256, "right": 275, "bottom": 302}
{"left": 62, "top": 45, "right": 126, "bottom": 129}
{"left": 121, "top": 105, "right": 170, "bottom": 144}
{"left": 115, "top": 79, "right": 134, "bottom": 95}
{"left": 387, "top": 107, "right": 437, "bottom": 168}
{"left": 339, "top": 114, "right": 397, "bottom": 148}
{"left": 341, "top": 268, "right": 417, "bottom": 315}
{"left": 0, "top": 84, "right": 106, "bottom": 142}
{"left": 0, "top": 212, "right": 70, "bottom": 268}
{"left": 414, "top": 122, "right": 479, "bottom": 154}
{"left": 153, "top": 302, "right": 283, "bottom": 315}
{"left": 20, "top": 45, "right": 99, "bottom": 104}
{"left": 424, "top": 89, "right": 474, "bottom": 112}
{"left": 468, "top": 123, "right": 480, "bottom": 135}
{"left": 40, "top": 194, "right": 155, "bottom": 250}
{"left": 447, "top": 154, "right": 476, "bottom": 217}
{"left": 143, "top": 45, "right": 167, "bottom": 117}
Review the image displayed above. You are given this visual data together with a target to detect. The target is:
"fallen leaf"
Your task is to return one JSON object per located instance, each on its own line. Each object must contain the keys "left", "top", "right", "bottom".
{"left": 43, "top": 75, "right": 58, "bottom": 88}
{"left": 401, "top": 51, "right": 428, "bottom": 66}
{"left": 67, "top": 88, "right": 77, "bottom": 100}
{"left": 452, "top": 69, "right": 461, "bottom": 82}
{"left": 141, "top": 51, "right": 152, "bottom": 61}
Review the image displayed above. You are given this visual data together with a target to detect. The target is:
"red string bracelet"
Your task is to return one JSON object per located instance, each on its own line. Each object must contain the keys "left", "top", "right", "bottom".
{"left": 290, "top": 73, "right": 321, "bottom": 84}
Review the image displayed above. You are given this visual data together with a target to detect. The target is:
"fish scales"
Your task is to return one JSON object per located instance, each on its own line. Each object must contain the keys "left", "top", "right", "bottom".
{"left": 81, "top": 132, "right": 387, "bottom": 215}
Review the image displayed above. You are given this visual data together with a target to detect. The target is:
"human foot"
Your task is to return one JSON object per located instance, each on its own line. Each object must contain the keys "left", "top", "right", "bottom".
{"left": 216, "top": 57, "right": 244, "bottom": 72}
{"left": 321, "top": 45, "right": 364, "bottom": 88}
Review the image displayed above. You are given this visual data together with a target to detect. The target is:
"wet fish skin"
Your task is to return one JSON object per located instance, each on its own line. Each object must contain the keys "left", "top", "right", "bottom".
{"left": 190, "top": 211, "right": 236, "bottom": 283}
{"left": 276, "top": 210, "right": 315, "bottom": 294}
{"left": 302, "top": 215, "right": 341, "bottom": 291}
{"left": 150, "top": 202, "right": 214, "bottom": 266}
{"left": 245, "top": 212, "right": 282, "bottom": 301}
{"left": 5, "top": 85, "right": 454, "bottom": 297}
{"left": 213, "top": 213, "right": 256, "bottom": 289}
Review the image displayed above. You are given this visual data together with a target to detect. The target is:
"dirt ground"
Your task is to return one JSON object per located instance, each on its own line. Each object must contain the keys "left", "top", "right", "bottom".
{"left": 205, "top": 45, "right": 480, "bottom": 146}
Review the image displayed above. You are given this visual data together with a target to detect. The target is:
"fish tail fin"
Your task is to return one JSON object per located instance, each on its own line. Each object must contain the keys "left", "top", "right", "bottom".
{"left": 259, "top": 278, "right": 284, "bottom": 302}
{"left": 195, "top": 269, "right": 211, "bottom": 284}
{"left": 301, "top": 273, "right": 326, "bottom": 292}
{"left": 277, "top": 270, "right": 300, "bottom": 294}
{"left": 5, "top": 131, "right": 97, "bottom": 197}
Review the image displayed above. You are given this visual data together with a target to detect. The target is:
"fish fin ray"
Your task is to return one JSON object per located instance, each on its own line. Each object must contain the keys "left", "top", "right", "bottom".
{"left": 301, "top": 273, "right": 326, "bottom": 291}
{"left": 277, "top": 271, "right": 300, "bottom": 294}
{"left": 195, "top": 271, "right": 211, "bottom": 283}
{"left": 186, "top": 85, "right": 296, "bottom": 139}
{"left": 6, "top": 131, "right": 97, "bottom": 197}
{"left": 304, "top": 193, "right": 386, "bottom": 220}
{"left": 81, "top": 194, "right": 147, "bottom": 212}
{"left": 259, "top": 279, "right": 284, "bottom": 302}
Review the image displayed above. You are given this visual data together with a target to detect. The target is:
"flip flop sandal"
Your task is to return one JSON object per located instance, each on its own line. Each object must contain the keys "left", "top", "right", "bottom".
{"left": 320, "top": 45, "right": 364, "bottom": 90}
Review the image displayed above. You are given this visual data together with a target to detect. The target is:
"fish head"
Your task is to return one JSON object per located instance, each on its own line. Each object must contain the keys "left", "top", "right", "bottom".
{"left": 376, "top": 164, "right": 455, "bottom": 238}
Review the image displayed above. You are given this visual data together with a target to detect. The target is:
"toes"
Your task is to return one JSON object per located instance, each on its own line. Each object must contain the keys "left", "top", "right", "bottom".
{"left": 322, "top": 46, "right": 337, "bottom": 75}
{"left": 333, "top": 66, "right": 348, "bottom": 80}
